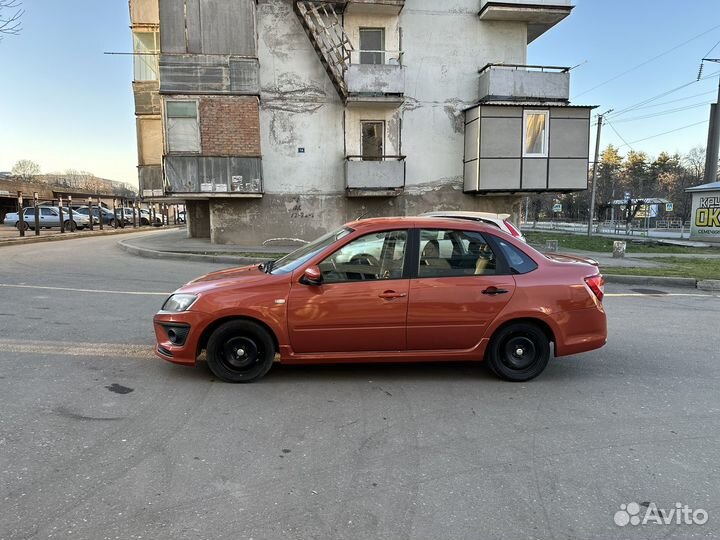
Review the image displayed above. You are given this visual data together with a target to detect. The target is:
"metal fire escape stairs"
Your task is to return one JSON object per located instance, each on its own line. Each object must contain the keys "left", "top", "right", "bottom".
{"left": 293, "top": 1, "right": 353, "bottom": 100}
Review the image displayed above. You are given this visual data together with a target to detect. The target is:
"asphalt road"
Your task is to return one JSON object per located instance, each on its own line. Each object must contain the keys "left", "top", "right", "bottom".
{"left": 1, "top": 231, "right": 719, "bottom": 540}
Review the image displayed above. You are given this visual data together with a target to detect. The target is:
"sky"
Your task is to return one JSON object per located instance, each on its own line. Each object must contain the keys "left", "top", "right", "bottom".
{"left": 0, "top": 0, "right": 719, "bottom": 186}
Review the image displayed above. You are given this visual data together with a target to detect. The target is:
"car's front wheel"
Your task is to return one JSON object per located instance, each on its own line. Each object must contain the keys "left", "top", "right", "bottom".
{"left": 206, "top": 320, "right": 275, "bottom": 383}
{"left": 486, "top": 322, "right": 550, "bottom": 382}
{"left": 16, "top": 221, "right": 28, "bottom": 231}
{"left": 64, "top": 220, "right": 77, "bottom": 232}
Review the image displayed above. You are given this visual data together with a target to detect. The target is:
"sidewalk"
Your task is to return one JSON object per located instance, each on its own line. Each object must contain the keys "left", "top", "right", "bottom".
{"left": 117, "top": 228, "right": 290, "bottom": 264}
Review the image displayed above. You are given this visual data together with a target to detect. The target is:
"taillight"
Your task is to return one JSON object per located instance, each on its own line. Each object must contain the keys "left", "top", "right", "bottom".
{"left": 504, "top": 219, "right": 522, "bottom": 238}
{"left": 584, "top": 274, "right": 604, "bottom": 301}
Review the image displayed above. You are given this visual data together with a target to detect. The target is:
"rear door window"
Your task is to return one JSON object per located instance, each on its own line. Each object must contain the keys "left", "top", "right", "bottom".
{"left": 417, "top": 229, "right": 497, "bottom": 277}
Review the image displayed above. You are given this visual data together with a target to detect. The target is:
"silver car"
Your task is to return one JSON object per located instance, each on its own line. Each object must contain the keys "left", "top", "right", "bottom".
{"left": 2, "top": 206, "right": 92, "bottom": 231}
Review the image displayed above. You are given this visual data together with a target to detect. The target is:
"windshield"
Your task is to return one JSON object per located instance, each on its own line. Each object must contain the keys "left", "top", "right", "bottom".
{"left": 270, "top": 227, "right": 353, "bottom": 275}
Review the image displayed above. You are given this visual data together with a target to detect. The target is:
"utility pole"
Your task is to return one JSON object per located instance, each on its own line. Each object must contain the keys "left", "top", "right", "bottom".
{"left": 587, "top": 109, "right": 613, "bottom": 236}
{"left": 701, "top": 59, "right": 720, "bottom": 184}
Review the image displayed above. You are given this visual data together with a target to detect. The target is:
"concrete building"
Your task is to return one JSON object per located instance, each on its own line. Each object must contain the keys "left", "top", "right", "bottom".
{"left": 129, "top": 0, "right": 593, "bottom": 245}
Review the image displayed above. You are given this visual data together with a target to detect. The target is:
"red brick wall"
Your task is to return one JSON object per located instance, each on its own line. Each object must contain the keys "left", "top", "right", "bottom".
{"left": 199, "top": 96, "right": 261, "bottom": 156}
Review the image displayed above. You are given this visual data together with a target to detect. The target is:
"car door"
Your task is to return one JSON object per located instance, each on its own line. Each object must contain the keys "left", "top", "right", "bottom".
{"left": 406, "top": 228, "right": 516, "bottom": 351}
{"left": 287, "top": 229, "right": 410, "bottom": 354}
{"left": 40, "top": 207, "right": 59, "bottom": 227}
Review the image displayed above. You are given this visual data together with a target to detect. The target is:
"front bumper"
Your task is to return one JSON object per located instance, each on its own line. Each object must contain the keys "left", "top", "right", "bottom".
{"left": 153, "top": 310, "right": 212, "bottom": 366}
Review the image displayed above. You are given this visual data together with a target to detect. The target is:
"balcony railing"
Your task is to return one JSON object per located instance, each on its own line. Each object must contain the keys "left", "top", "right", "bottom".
{"left": 478, "top": 63, "right": 570, "bottom": 102}
{"left": 345, "top": 155, "right": 406, "bottom": 195}
{"left": 346, "top": 50, "right": 404, "bottom": 97}
{"left": 163, "top": 156, "right": 263, "bottom": 197}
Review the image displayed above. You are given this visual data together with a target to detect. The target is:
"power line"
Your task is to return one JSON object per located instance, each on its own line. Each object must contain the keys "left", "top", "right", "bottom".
{"left": 572, "top": 23, "right": 720, "bottom": 99}
{"left": 610, "top": 101, "right": 712, "bottom": 124}
{"left": 605, "top": 120, "right": 634, "bottom": 151}
{"left": 617, "top": 120, "right": 708, "bottom": 148}
{"left": 626, "top": 89, "right": 717, "bottom": 111}
{"left": 608, "top": 69, "right": 720, "bottom": 118}
{"left": 703, "top": 36, "right": 720, "bottom": 58}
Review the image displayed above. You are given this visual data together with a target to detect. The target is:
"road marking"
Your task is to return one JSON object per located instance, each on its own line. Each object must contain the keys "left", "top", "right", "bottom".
{"left": 0, "top": 339, "right": 155, "bottom": 359}
{"left": 605, "top": 292, "right": 718, "bottom": 298}
{"left": 0, "top": 283, "right": 169, "bottom": 296}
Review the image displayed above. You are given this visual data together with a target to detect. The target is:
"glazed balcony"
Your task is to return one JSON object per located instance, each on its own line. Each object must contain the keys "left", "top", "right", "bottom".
{"left": 345, "top": 156, "right": 406, "bottom": 196}
{"left": 479, "top": 64, "right": 570, "bottom": 103}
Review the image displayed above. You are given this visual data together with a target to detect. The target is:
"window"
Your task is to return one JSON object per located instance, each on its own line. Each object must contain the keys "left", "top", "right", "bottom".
{"left": 40, "top": 208, "right": 57, "bottom": 217}
{"left": 418, "top": 229, "right": 497, "bottom": 278}
{"left": 133, "top": 31, "right": 159, "bottom": 81}
{"left": 359, "top": 28, "right": 385, "bottom": 65}
{"left": 318, "top": 230, "right": 407, "bottom": 283}
{"left": 361, "top": 121, "right": 384, "bottom": 161}
{"left": 270, "top": 227, "right": 353, "bottom": 275}
{"left": 495, "top": 238, "right": 538, "bottom": 274}
{"left": 166, "top": 100, "right": 200, "bottom": 153}
{"left": 523, "top": 110, "right": 549, "bottom": 157}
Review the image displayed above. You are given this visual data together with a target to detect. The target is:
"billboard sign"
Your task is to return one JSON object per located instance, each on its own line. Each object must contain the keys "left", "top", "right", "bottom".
{"left": 690, "top": 192, "right": 720, "bottom": 241}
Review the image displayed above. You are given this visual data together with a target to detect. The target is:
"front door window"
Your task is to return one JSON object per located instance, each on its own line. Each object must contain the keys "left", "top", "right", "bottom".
{"left": 318, "top": 229, "right": 407, "bottom": 282}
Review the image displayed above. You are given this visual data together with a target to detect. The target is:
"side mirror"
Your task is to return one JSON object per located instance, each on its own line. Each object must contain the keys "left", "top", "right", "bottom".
{"left": 301, "top": 265, "right": 323, "bottom": 286}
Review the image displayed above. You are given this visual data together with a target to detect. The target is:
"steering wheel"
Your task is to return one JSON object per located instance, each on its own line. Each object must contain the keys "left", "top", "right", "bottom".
{"left": 349, "top": 253, "right": 379, "bottom": 267}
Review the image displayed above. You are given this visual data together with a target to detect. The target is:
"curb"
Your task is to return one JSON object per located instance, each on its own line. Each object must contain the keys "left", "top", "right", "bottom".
{"left": 0, "top": 225, "right": 184, "bottom": 247}
{"left": 603, "top": 274, "right": 698, "bottom": 289}
{"left": 117, "top": 238, "right": 264, "bottom": 266}
{"left": 697, "top": 279, "right": 720, "bottom": 291}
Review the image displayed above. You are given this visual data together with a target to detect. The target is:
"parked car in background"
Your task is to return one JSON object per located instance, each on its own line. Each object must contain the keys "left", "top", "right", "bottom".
{"left": 421, "top": 211, "right": 525, "bottom": 242}
{"left": 72, "top": 205, "right": 123, "bottom": 227}
{"left": 154, "top": 216, "right": 607, "bottom": 384}
{"left": 2, "top": 206, "right": 91, "bottom": 231}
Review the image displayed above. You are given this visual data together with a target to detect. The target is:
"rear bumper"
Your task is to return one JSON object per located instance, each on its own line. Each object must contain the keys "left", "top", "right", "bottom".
{"left": 551, "top": 306, "right": 607, "bottom": 357}
{"left": 153, "top": 310, "right": 212, "bottom": 366}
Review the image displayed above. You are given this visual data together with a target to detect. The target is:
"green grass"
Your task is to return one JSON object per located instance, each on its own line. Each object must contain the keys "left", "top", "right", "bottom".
{"left": 602, "top": 257, "right": 720, "bottom": 281}
{"left": 524, "top": 231, "right": 719, "bottom": 254}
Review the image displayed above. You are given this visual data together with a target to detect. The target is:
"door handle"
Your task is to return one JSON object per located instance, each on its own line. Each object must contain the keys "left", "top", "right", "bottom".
{"left": 378, "top": 290, "right": 407, "bottom": 299}
{"left": 482, "top": 286, "right": 509, "bottom": 295}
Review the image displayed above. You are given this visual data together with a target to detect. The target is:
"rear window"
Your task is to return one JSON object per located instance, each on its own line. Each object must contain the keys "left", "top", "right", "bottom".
{"left": 494, "top": 238, "right": 537, "bottom": 274}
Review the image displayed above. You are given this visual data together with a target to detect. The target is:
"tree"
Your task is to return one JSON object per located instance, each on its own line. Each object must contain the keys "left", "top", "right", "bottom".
{"left": 0, "top": 0, "right": 23, "bottom": 40}
{"left": 11, "top": 159, "right": 40, "bottom": 180}
{"left": 595, "top": 145, "right": 623, "bottom": 220}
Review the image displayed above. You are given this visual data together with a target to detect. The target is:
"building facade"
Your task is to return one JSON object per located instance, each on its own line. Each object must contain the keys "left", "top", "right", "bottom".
{"left": 129, "top": 0, "right": 593, "bottom": 245}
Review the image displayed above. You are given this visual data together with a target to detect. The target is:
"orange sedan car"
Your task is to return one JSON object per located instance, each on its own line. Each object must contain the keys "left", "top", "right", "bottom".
{"left": 153, "top": 217, "right": 606, "bottom": 383}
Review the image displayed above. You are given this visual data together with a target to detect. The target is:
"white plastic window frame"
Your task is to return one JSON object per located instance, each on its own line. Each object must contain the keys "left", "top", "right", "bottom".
{"left": 522, "top": 109, "right": 549, "bottom": 158}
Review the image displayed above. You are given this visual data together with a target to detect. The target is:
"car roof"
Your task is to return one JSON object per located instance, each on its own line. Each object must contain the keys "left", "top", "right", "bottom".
{"left": 346, "top": 216, "right": 501, "bottom": 233}
{"left": 421, "top": 210, "right": 511, "bottom": 220}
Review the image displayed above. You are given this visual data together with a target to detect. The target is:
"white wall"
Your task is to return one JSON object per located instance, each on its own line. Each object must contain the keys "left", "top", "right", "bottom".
{"left": 256, "top": 0, "right": 528, "bottom": 196}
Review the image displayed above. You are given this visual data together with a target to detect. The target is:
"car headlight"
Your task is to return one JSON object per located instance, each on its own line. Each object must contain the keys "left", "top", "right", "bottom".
{"left": 162, "top": 294, "right": 198, "bottom": 312}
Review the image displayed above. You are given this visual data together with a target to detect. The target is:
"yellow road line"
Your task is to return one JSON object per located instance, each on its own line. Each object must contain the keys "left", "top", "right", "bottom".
{"left": 0, "top": 283, "right": 169, "bottom": 296}
{"left": 0, "top": 339, "right": 155, "bottom": 359}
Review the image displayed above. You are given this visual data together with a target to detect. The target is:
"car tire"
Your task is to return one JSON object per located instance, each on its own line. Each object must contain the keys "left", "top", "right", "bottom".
{"left": 15, "top": 221, "right": 28, "bottom": 231}
{"left": 486, "top": 322, "right": 550, "bottom": 382}
{"left": 64, "top": 220, "right": 77, "bottom": 232}
{"left": 206, "top": 320, "right": 275, "bottom": 383}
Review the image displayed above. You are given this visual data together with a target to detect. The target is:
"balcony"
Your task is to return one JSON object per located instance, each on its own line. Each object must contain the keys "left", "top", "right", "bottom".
{"left": 479, "top": 64, "right": 569, "bottom": 103}
{"left": 478, "top": 0, "right": 573, "bottom": 43}
{"left": 345, "top": 50, "right": 404, "bottom": 106}
{"left": 163, "top": 156, "right": 263, "bottom": 198}
{"left": 344, "top": 0, "right": 405, "bottom": 15}
{"left": 345, "top": 156, "right": 406, "bottom": 196}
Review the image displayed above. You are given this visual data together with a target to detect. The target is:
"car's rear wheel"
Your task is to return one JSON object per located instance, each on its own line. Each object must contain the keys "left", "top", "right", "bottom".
{"left": 486, "top": 322, "right": 550, "bottom": 382}
{"left": 206, "top": 320, "right": 275, "bottom": 383}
